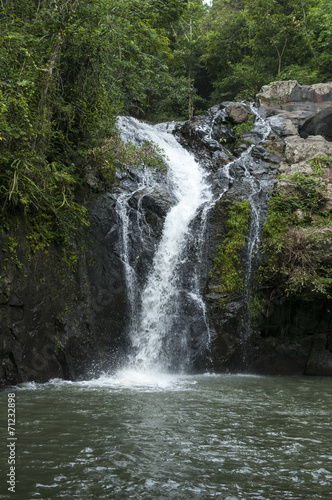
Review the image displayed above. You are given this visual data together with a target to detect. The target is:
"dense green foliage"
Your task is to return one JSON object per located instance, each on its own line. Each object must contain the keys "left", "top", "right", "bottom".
{"left": 260, "top": 156, "right": 332, "bottom": 298}
{"left": 210, "top": 200, "right": 251, "bottom": 301}
{"left": 1, "top": 0, "right": 332, "bottom": 247}
{"left": 204, "top": 0, "right": 332, "bottom": 101}
{"left": 0, "top": 0, "right": 176, "bottom": 244}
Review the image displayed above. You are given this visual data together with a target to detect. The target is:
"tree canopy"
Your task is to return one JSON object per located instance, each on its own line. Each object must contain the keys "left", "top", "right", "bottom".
{"left": 204, "top": 0, "right": 332, "bottom": 101}
{"left": 1, "top": 0, "right": 332, "bottom": 244}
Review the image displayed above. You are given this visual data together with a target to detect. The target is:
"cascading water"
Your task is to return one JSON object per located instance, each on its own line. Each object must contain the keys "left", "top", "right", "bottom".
{"left": 116, "top": 106, "right": 273, "bottom": 377}
{"left": 203, "top": 103, "right": 272, "bottom": 287}
{"left": 242, "top": 105, "right": 272, "bottom": 287}
{"left": 206, "top": 104, "right": 272, "bottom": 346}
{"left": 115, "top": 170, "right": 156, "bottom": 335}
{"left": 117, "top": 118, "right": 213, "bottom": 374}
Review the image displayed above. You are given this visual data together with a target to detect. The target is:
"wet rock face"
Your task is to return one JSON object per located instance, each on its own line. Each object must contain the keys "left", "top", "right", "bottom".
{"left": 177, "top": 81, "right": 332, "bottom": 376}
{"left": 176, "top": 102, "right": 281, "bottom": 374}
{"left": 175, "top": 102, "right": 257, "bottom": 170}
{"left": 174, "top": 105, "right": 234, "bottom": 172}
{"left": 0, "top": 196, "right": 127, "bottom": 388}
{"left": 0, "top": 170, "right": 171, "bottom": 388}
{"left": 251, "top": 297, "right": 332, "bottom": 376}
{"left": 253, "top": 80, "right": 332, "bottom": 376}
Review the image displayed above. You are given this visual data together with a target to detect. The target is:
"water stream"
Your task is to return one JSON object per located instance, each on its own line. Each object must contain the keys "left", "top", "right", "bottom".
{"left": 116, "top": 108, "right": 273, "bottom": 373}
{"left": 117, "top": 118, "right": 213, "bottom": 374}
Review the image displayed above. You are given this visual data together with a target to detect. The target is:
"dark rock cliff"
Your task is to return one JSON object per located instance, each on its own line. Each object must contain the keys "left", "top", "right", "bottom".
{"left": 0, "top": 175, "right": 169, "bottom": 388}
{"left": 178, "top": 81, "right": 332, "bottom": 377}
{"left": 0, "top": 194, "right": 125, "bottom": 387}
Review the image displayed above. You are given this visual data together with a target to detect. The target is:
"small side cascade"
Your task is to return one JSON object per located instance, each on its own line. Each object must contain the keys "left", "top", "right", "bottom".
{"left": 174, "top": 103, "right": 275, "bottom": 360}
{"left": 182, "top": 103, "right": 272, "bottom": 285}
{"left": 243, "top": 105, "right": 272, "bottom": 287}
{"left": 115, "top": 171, "right": 156, "bottom": 334}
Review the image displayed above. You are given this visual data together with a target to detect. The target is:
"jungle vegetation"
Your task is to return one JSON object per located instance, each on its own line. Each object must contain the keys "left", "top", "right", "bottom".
{"left": 1, "top": 0, "right": 331, "bottom": 242}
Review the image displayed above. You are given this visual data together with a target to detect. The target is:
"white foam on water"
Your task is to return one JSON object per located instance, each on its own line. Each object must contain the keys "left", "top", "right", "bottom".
{"left": 14, "top": 370, "right": 200, "bottom": 392}
{"left": 79, "top": 368, "right": 184, "bottom": 390}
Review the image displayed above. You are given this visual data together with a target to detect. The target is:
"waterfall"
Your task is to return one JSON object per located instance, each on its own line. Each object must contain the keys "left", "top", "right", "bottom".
{"left": 115, "top": 107, "right": 272, "bottom": 376}
{"left": 117, "top": 118, "right": 213, "bottom": 374}
{"left": 115, "top": 170, "right": 156, "bottom": 335}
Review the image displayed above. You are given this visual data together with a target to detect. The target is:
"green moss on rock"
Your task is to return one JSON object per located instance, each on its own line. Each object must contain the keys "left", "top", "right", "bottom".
{"left": 210, "top": 199, "right": 251, "bottom": 302}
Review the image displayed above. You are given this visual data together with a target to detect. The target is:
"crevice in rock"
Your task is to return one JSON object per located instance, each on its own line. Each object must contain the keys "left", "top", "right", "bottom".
{"left": 299, "top": 109, "right": 332, "bottom": 141}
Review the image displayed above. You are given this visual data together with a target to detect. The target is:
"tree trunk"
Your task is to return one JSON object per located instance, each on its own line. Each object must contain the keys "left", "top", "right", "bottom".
{"left": 42, "top": 0, "right": 80, "bottom": 98}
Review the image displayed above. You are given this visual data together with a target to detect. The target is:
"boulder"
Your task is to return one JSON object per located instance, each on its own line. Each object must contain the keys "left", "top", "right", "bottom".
{"left": 226, "top": 103, "right": 250, "bottom": 123}
{"left": 256, "top": 80, "right": 299, "bottom": 105}
{"left": 300, "top": 108, "right": 332, "bottom": 141}
{"left": 174, "top": 105, "right": 235, "bottom": 172}
{"left": 284, "top": 135, "right": 332, "bottom": 164}
{"left": 267, "top": 114, "right": 298, "bottom": 136}
{"left": 257, "top": 80, "right": 332, "bottom": 112}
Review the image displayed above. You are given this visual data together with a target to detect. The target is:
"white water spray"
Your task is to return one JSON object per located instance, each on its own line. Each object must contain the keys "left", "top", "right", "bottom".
{"left": 117, "top": 118, "right": 213, "bottom": 374}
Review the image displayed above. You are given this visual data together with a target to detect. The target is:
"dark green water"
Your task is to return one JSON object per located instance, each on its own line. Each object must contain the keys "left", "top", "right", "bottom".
{"left": 1, "top": 372, "right": 331, "bottom": 499}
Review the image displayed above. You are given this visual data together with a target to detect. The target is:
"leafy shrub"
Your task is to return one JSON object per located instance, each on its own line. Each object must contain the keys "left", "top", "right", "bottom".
{"left": 260, "top": 158, "right": 332, "bottom": 298}
{"left": 89, "top": 132, "right": 167, "bottom": 184}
